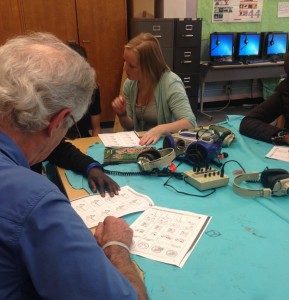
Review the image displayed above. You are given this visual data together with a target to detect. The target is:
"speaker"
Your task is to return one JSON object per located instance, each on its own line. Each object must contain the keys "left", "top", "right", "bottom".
{"left": 185, "top": 139, "right": 222, "bottom": 166}
{"left": 137, "top": 148, "right": 176, "bottom": 171}
{"left": 233, "top": 169, "right": 289, "bottom": 197}
{"left": 163, "top": 128, "right": 223, "bottom": 166}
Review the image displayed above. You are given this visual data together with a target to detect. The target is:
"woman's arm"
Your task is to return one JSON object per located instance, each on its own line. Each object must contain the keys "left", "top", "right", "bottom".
{"left": 139, "top": 119, "right": 192, "bottom": 146}
{"left": 112, "top": 95, "right": 134, "bottom": 130}
{"left": 239, "top": 91, "right": 286, "bottom": 143}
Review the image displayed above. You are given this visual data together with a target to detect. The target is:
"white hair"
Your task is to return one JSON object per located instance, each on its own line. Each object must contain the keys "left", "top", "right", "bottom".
{"left": 0, "top": 32, "right": 96, "bottom": 132}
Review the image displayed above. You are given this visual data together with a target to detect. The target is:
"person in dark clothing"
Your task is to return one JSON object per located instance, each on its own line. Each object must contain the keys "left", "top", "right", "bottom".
{"left": 31, "top": 139, "right": 120, "bottom": 197}
{"left": 239, "top": 54, "right": 289, "bottom": 145}
{"left": 67, "top": 88, "right": 101, "bottom": 138}
{"left": 66, "top": 42, "right": 101, "bottom": 138}
{"left": 31, "top": 42, "right": 119, "bottom": 197}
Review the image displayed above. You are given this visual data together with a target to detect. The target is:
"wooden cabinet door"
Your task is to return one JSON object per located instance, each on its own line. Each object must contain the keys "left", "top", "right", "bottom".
{"left": 20, "top": 0, "right": 78, "bottom": 43}
{"left": 76, "top": 0, "right": 127, "bottom": 122}
{"left": 0, "top": 0, "right": 22, "bottom": 45}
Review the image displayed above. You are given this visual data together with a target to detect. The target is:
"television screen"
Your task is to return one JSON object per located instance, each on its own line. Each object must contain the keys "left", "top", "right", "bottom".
{"left": 210, "top": 32, "right": 234, "bottom": 61}
{"left": 266, "top": 32, "right": 288, "bottom": 57}
{"left": 237, "top": 33, "right": 261, "bottom": 58}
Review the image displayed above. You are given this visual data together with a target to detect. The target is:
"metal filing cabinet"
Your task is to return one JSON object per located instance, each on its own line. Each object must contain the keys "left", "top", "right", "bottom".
{"left": 174, "top": 19, "right": 202, "bottom": 112}
{"left": 129, "top": 18, "right": 202, "bottom": 113}
{"left": 129, "top": 18, "right": 174, "bottom": 69}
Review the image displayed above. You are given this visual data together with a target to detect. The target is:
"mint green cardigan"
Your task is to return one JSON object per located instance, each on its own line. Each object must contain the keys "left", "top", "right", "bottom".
{"left": 123, "top": 71, "right": 197, "bottom": 131}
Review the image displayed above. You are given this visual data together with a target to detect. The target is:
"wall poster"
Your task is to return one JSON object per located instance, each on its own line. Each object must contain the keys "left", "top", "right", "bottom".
{"left": 212, "top": 0, "right": 263, "bottom": 23}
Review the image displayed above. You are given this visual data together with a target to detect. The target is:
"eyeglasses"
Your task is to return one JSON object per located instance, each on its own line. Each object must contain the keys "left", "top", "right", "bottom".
{"left": 66, "top": 115, "right": 82, "bottom": 139}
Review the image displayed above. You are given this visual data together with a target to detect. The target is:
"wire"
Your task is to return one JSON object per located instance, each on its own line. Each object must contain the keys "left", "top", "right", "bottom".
{"left": 163, "top": 175, "right": 216, "bottom": 197}
{"left": 204, "top": 81, "right": 232, "bottom": 113}
{"left": 220, "top": 159, "right": 246, "bottom": 177}
{"left": 104, "top": 168, "right": 183, "bottom": 178}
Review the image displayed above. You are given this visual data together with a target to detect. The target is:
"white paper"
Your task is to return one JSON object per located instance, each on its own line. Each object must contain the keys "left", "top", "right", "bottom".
{"left": 266, "top": 146, "right": 289, "bottom": 163}
{"left": 98, "top": 131, "right": 140, "bottom": 147}
{"left": 278, "top": 2, "right": 289, "bottom": 18}
{"left": 71, "top": 186, "right": 154, "bottom": 228}
{"left": 130, "top": 206, "right": 211, "bottom": 268}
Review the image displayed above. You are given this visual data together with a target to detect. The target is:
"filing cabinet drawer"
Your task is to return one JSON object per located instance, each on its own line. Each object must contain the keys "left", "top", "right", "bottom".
{"left": 178, "top": 73, "right": 200, "bottom": 98}
{"left": 175, "top": 19, "right": 202, "bottom": 48}
{"left": 130, "top": 18, "right": 175, "bottom": 48}
{"left": 174, "top": 47, "right": 200, "bottom": 73}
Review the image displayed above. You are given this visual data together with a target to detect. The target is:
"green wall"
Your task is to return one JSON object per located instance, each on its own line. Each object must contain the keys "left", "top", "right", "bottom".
{"left": 198, "top": 0, "right": 289, "bottom": 39}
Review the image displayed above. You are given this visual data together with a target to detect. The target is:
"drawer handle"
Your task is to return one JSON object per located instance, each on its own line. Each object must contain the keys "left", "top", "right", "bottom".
{"left": 182, "top": 34, "right": 194, "bottom": 38}
{"left": 153, "top": 25, "right": 161, "bottom": 31}
{"left": 67, "top": 40, "right": 77, "bottom": 43}
{"left": 82, "top": 40, "right": 91, "bottom": 43}
{"left": 181, "top": 60, "right": 192, "bottom": 64}
{"left": 184, "top": 85, "right": 192, "bottom": 89}
{"left": 153, "top": 35, "right": 162, "bottom": 39}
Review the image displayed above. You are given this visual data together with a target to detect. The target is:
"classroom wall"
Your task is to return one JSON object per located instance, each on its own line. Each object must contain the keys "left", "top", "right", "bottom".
{"left": 198, "top": 0, "right": 289, "bottom": 40}
{"left": 197, "top": 0, "right": 288, "bottom": 103}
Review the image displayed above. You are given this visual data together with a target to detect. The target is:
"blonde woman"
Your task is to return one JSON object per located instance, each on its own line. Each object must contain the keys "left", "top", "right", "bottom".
{"left": 112, "top": 32, "right": 197, "bottom": 146}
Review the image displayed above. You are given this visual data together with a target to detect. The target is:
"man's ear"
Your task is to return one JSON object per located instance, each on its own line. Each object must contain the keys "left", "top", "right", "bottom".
{"left": 47, "top": 108, "right": 72, "bottom": 137}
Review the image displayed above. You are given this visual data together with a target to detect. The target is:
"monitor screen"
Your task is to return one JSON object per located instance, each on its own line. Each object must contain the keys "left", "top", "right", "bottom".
{"left": 210, "top": 32, "right": 234, "bottom": 61}
{"left": 237, "top": 33, "right": 261, "bottom": 58}
{"left": 266, "top": 32, "right": 288, "bottom": 56}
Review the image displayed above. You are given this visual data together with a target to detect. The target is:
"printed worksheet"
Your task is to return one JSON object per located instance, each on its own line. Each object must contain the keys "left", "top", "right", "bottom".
{"left": 130, "top": 206, "right": 212, "bottom": 268}
{"left": 71, "top": 186, "right": 154, "bottom": 228}
{"left": 98, "top": 131, "right": 140, "bottom": 147}
{"left": 266, "top": 146, "right": 289, "bottom": 163}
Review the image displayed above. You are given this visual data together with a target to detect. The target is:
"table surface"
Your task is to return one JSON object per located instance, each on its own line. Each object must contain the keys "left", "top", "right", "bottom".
{"left": 57, "top": 117, "right": 289, "bottom": 300}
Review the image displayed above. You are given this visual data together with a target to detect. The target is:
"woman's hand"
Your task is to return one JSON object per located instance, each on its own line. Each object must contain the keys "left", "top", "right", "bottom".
{"left": 112, "top": 95, "right": 127, "bottom": 117}
{"left": 139, "top": 125, "right": 164, "bottom": 146}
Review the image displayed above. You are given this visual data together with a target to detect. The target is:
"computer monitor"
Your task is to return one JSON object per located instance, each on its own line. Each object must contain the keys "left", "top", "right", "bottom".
{"left": 236, "top": 32, "right": 261, "bottom": 61}
{"left": 210, "top": 32, "right": 234, "bottom": 62}
{"left": 265, "top": 32, "right": 288, "bottom": 61}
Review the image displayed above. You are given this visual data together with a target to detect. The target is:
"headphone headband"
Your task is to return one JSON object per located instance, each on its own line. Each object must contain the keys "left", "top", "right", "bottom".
{"left": 137, "top": 148, "right": 176, "bottom": 171}
{"left": 233, "top": 171, "right": 289, "bottom": 198}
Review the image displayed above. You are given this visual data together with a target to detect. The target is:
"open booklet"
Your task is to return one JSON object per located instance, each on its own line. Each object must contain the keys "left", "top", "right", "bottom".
{"left": 71, "top": 186, "right": 211, "bottom": 267}
{"left": 98, "top": 131, "right": 140, "bottom": 148}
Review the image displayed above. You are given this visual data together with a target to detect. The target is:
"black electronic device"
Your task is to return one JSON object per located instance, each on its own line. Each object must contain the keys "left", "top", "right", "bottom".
{"left": 264, "top": 32, "right": 288, "bottom": 61}
{"left": 235, "top": 32, "right": 262, "bottom": 63}
{"left": 209, "top": 32, "right": 235, "bottom": 63}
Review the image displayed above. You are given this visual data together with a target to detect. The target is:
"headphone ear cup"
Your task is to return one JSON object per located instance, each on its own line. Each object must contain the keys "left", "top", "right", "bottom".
{"left": 137, "top": 149, "right": 161, "bottom": 162}
{"left": 221, "top": 131, "right": 234, "bottom": 147}
{"left": 267, "top": 174, "right": 289, "bottom": 190}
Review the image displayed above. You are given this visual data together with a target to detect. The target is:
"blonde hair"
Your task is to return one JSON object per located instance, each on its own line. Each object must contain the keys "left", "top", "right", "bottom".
{"left": 125, "top": 32, "right": 169, "bottom": 87}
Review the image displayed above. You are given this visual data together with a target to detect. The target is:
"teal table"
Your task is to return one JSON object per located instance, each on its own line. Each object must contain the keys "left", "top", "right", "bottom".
{"left": 65, "top": 115, "right": 289, "bottom": 300}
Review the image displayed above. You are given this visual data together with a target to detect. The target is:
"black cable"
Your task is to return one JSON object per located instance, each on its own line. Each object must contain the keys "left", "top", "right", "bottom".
{"left": 103, "top": 167, "right": 183, "bottom": 178}
{"left": 220, "top": 159, "right": 246, "bottom": 177}
{"left": 163, "top": 174, "right": 216, "bottom": 197}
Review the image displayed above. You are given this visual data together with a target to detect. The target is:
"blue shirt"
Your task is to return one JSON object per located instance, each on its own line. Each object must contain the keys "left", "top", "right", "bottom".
{"left": 0, "top": 131, "right": 137, "bottom": 299}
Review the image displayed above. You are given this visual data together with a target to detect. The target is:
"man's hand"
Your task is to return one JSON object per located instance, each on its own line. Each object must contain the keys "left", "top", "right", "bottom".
{"left": 94, "top": 216, "right": 133, "bottom": 248}
{"left": 87, "top": 168, "right": 120, "bottom": 197}
{"left": 94, "top": 216, "right": 148, "bottom": 300}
